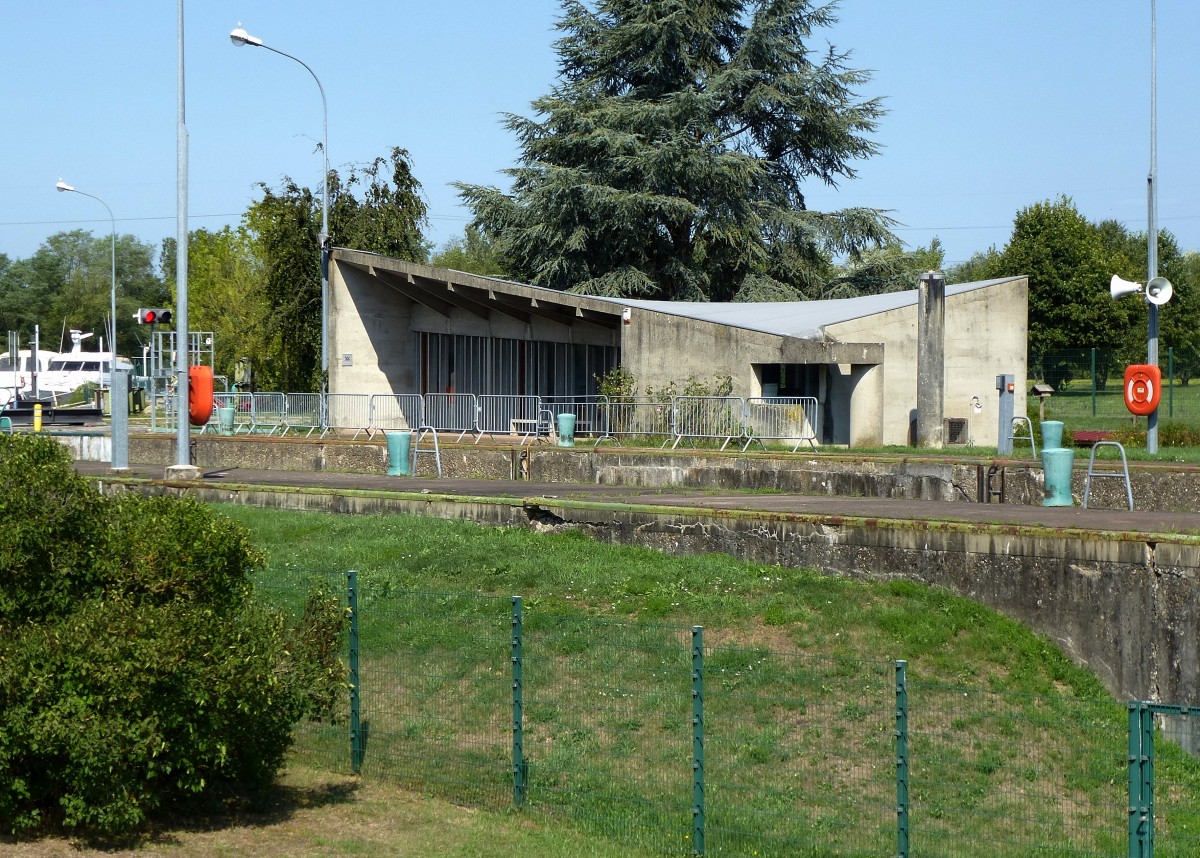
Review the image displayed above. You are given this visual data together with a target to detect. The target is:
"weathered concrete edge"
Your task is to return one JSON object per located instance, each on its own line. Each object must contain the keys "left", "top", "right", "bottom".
{"left": 90, "top": 476, "right": 1200, "bottom": 708}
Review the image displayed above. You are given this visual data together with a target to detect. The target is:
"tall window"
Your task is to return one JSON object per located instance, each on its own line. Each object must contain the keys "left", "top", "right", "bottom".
{"left": 419, "top": 333, "right": 617, "bottom": 397}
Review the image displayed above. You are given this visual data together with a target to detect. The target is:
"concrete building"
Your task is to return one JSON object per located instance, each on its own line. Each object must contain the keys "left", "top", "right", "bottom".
{"left": 330, "top": 248, "right": 1028, "bottom": 448}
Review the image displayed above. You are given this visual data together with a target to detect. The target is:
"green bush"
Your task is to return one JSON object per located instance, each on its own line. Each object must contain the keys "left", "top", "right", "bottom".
{"left": 0, "top": 435, "right": 346, "bottom": 837}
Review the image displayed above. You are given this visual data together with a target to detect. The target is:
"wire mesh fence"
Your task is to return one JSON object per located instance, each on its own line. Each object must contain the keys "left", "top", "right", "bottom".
{"left": 905, "top": 677, "right": 1128, "bottom": 857}
{"left": 522, "top": 614, "right": 695, "bottom": 855}
{"left": 262, "top": 569, "right": 1200, "bottom": 857}
{"left": 1033, "top": 347, "right": 1200, "bottom": 423}
{"left": 703, "top": 650, "right": 895, "bottom": 856}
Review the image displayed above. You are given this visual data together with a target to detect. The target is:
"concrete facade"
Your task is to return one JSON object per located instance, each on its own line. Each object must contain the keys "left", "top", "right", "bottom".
{"left": 826, "top": 276, "right": 1028, "bottom": 448}
{"left": 329, "top": 250, "right": 1027, "bottom": 449}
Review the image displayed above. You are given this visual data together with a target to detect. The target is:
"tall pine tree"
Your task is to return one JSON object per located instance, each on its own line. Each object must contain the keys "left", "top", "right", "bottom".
{"left": 457, "top": 0, "right": 893, "bottom": 301}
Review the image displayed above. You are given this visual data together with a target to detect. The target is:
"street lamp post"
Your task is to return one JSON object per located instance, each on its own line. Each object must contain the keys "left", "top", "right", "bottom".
{"left": 55, "top": 180, "right": 117, "bottom": 360}
{"left": 230, "top": 24, "right": 329, "bottom": 400}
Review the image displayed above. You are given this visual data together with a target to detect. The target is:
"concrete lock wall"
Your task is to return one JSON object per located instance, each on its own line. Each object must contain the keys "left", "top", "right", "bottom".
{"left": 120, "top": 433, "right": 1200, "bottom": 512}
{"left": 106, "top": 435, "right": 1200, "bottom": 708}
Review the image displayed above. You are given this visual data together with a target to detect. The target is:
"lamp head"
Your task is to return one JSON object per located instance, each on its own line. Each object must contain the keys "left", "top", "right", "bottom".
{"left": 55, "top": 180, "right": 75, "bottom": 193}
{"left": 230, "top": 24, "right": 263, "bottom": 47}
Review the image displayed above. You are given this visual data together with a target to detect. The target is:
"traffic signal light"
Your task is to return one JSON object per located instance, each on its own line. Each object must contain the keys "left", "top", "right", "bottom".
{"left": 135, "top": 308, "right": 173, "bottom": 325}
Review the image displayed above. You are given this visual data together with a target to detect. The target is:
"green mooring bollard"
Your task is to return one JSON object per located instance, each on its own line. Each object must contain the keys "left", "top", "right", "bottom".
{"left": 1041, "top": 447, "right": 1075, "bottom": 506}
{"left": 386, "top": 431, "right": 412, "bottom": 476}
{"left": 217, "top": 406, "right": 236, "bottom": 436}
{"left": 1040, "top": 420, "right": 1064, "bottom": 451}
{"left": 556, "top": 413, "right": 576, "bottom": 447}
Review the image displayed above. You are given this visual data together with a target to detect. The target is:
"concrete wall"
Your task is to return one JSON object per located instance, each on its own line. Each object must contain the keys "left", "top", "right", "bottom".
{"left": 331, "top": 262, "right": 419, "bottom": 394}
{"left": 619, "top": 309, "right": 883, "bottom": 427}
{"left": 123, "top": 433, "right": 1200, "bottom": 513}
{"left": 108, "top": 474, "right": 1200, "bottom": 712}
{"left": 826, "top": 278, "right": 1028, "bottom": 448}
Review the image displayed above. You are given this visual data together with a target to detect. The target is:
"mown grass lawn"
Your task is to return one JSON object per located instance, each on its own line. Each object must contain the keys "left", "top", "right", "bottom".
{"left": 195, "top": 505, "right": 1200, "bottom": 857}
{"left": 21, "top": 503, "right": 1189, "bottom": 856}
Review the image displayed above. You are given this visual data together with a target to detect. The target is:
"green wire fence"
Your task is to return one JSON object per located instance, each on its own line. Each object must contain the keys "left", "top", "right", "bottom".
{"left": 262, "top": 569, "right": 1200, "bottom": 857}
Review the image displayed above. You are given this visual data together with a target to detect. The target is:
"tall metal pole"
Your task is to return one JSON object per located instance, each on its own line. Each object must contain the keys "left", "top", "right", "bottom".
{"left": 175, "top": 0, "right": 192, "bottom": 471}
{"left": 230, "top": 29, "right": 329, "bottom": 399}
{"left": 1147, "top": 0, "right": 1159, "bottom": 455}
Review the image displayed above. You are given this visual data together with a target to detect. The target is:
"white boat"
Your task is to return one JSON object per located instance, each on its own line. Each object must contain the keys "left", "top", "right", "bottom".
{"left": 0, "top": 330, "right": 133, "bottom": 407}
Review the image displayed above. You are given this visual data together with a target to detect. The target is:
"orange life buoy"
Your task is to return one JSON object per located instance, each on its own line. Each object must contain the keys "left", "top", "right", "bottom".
{"left": 188, "top": 365, "right": 215, "bottom": 426}
{"left": 1124, "top": 364, "right": 1161, "bottom": 416}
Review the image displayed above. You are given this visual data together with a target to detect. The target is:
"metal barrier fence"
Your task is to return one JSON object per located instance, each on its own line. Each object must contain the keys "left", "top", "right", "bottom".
{"left": 602, "top": 396, "right": 674, "bottom": 444}
{"left": 325, "top": 393, "right": 373, "bottom": 437}
{"left": 743, "top": 396, "right": 818, "bottom": 452}
{"left": 154, "top": 390, "right": 824, "bottom": 449}
{"left": 670, "top": 396, "right": 746, "bottom": 450}
{"left": 284, "top": 393, "right": 323, "bottom": 437}
{"left": 477, "top": 394, "right": 543, "bottom": 442}
{"left": 422, "top": 393, "right": 478, "bottom": 441}
{"left": 262, "top": 574, "right": 1200, "bottom": 857}
{"left": 369, "top": 394, "right": 424, "bottom": 434}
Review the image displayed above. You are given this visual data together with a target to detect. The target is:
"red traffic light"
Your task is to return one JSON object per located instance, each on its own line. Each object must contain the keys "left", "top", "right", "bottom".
{"left": 135, "top": 308, "right": 173, "bottom": 325}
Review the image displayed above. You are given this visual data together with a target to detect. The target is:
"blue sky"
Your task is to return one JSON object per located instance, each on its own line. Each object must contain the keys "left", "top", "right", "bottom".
{"left": 3, "top": 1, "right": 1198, "bottom": 270}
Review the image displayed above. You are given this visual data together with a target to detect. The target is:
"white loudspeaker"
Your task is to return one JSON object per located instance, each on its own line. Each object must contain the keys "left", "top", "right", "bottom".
{"left": 1110, "top": 274, "right": 1143, "bottom": 300}
{"left": 1146, "top": 276, "right": 1173, "bottom": 305}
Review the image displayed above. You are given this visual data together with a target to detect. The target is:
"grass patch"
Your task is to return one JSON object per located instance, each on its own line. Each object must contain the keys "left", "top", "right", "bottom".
{"left": 216, "top": 505, "right": 1200, "bottom": 857}
{"left": 1, "top": 765, "right": 656, "bottom": 858}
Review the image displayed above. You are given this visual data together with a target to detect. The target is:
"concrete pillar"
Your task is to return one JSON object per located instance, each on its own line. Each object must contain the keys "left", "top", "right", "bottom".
{"left": 916, "top": 271, "right": 945, "bottom": 448}
{"left": 848, "top": 363, "right": 884, "bottom": 448}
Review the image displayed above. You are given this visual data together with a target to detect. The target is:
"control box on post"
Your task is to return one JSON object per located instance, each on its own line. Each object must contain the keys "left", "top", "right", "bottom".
{"left": 996, "top": 374, "right": 1015, "bottom": 457}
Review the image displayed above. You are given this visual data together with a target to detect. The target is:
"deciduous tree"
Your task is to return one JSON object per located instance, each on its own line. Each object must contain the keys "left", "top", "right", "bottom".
{"left": 0, "top": 231, "right": 165, "bottom": 358}
{"left": 247, "top": 147, "right": 429, "bottom": 391}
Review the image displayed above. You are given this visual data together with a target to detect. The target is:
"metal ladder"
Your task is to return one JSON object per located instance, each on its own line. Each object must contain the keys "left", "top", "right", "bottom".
{"left": 1011, "top": 416, "right": 1037, "bottom": 457}
{"left": 1083, "top": 441, "right": 1132, "bottom": 510}
{"left": 412, "top": 424, "right": 443, "bottom": 478}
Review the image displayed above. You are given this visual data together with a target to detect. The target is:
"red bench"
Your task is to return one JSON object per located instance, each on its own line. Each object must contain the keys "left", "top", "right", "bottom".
{"left": 1071, "top": 430, "right": 1113, "bottom": 447}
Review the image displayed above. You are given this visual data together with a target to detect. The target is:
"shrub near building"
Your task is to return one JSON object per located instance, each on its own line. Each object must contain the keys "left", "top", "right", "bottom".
{"left": 0, "top": 435, "right": 345, "bottom": 837}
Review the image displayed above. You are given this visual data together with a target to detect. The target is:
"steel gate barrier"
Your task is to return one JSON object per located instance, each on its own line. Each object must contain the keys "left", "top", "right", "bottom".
{"left": 422, "top": 393, "right": 478, "bottom": 442}
{"left": 669, "top": 396, "right": 746, "bottom": 450}
{"left": 743, "top": 396, "right": 818, "bottom": 452}
{"left": 477, "top": 394, "right": 542, "bottom": 443}
{"left": 369, "top": 394, "right": 424, "bottom": 435}
{"left": 324, "top": 393, "right": 372, "bottom": 438}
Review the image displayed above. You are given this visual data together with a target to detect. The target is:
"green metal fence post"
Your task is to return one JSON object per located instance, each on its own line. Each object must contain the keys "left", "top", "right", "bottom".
{"left": 1129, "top": 702, "right": 1150, "bottom": 858}
{"left": 1091, "top": 348, "right": 1098, "bottom": 417}
{"left": 895, "top": 660, "right": 909, "bottom": 858}
{"left": 512, "top": 596, "right": 527, "bottom": 807}
{"left": 1129, "top": 703, "right": 1140, "bottom": 858}
{"left": 1143, "top": 706, "right": 1155, "bottom": 858}
{"left": 1168, "top": 347, "right": 1174, "bottom": 418}
{"left": 348, "top": 570, "right": 363, "bottom": 774}
{"left": 692, "top": 626, "right": 705, "bottom": 857}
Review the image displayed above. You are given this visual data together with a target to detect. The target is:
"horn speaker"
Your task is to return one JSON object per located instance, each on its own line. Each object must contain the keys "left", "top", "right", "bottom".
{"left": 1146, "top": 276, "right": 1173, "bottom": 305}
{"left": 1110, "top": 274, "right": 1143, "bottom": 300}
